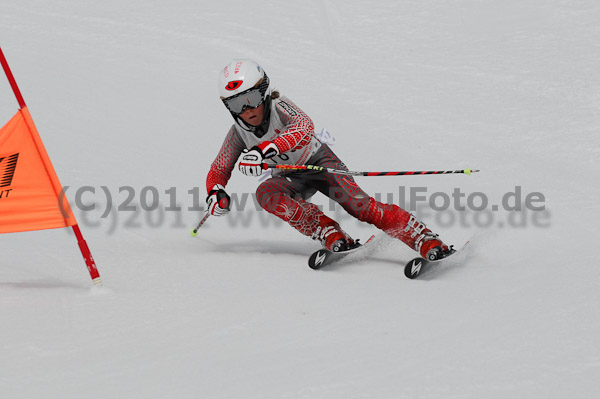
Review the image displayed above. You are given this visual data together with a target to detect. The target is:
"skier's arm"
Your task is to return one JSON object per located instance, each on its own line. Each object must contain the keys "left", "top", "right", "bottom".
{"left": 271, "top": 98, "right": 315, "bottom": 153}
{"left": 206, "top": 126, "right": 245, "bottom": 194}
{"left": 254, "top": 97, "right": 315, "bottom": 157}
{"left": 238, "top": 98, "right": 315, "bottom": 176}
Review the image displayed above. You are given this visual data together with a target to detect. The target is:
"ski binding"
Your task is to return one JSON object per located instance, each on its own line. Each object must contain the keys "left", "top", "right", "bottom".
{"left": 308, "top": 235, "right": 376, "bottom": 270}
{"left": 404, "top": 242, "right": 469, "bottom": 279}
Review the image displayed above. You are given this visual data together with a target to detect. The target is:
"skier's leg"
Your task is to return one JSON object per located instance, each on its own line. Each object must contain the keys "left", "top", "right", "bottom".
{"left": 355, "top": 197, "right": 449, "bottom": 259}
{"left": 255, "top": 176, "right": 353, "bottom": 251}
{"left": 313, "top": 146, "right": 449, "bottom": 259}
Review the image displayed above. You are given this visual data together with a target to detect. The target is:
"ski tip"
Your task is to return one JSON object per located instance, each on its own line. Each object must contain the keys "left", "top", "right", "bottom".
{"left": 308, "top": 249, "right": 330, "bottom": 270}
{"left": 404, "top": 257, "right": 426, "bottom": 279}
{"left": 364, "top": 234, "right": 377, "bottom": 245}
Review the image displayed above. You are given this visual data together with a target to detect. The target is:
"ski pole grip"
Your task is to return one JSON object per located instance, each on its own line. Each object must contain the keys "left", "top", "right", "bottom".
{"left": 217, "top": 191, "right": 230, "bottom": 210}
{"left": 218, "top": 197, "right": 229, "bottom": 209}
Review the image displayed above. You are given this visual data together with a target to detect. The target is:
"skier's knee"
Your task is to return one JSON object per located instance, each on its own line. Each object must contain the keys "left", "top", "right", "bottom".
{"left": 256, "top": 187, "right": 290, "bottom": 215}
{"left": 342, "top": 195, "right": 371, "bottom": 219}
{"left": 255, "top": 187, "right": 273, "bottom": 211}
{"left": 327, "top": 186, "right": 349, "bottom": 203}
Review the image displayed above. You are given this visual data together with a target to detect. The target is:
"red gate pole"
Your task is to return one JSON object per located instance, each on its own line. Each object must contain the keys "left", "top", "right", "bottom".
{"left": 72, "top": 224, "right": 102, "bottom": 285}
{"left": 0, "top": 47, "right": 26, "bottom": 109}
{"left": 0, "top": 46, "right": 102, "bottom": 285}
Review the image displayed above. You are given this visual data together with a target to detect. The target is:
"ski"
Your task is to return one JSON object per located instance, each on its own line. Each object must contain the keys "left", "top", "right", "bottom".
{"left": 403, "top": 242, "right": 469, "bottom": 279}
{"left": 308, "top": 235, "right": 376, "bottom": 270}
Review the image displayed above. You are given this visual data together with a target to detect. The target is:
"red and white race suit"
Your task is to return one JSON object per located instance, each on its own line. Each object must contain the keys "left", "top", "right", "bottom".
{"left": 205, "top": 95, "right": 447, "bottom": 257}
{"left": 206, "top": 96, "right": 321, "bottom": 192}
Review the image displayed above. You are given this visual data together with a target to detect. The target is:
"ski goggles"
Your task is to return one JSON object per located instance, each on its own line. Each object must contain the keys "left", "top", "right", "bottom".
{"left": 222, "top": 88, "right": 265, "bottom": 115}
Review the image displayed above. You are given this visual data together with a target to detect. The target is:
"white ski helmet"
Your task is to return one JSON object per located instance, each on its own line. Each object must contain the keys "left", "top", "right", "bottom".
{"left": 218, "top": 59, "right": 272, "bottom": 136}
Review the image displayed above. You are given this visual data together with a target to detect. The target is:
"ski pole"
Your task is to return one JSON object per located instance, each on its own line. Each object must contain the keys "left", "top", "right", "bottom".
{"left": 190, "top": 196, "right": 229, "bottom": 237}
{"left": 262, "top": 164, "right": 480, "bottom": 177}
{"left": 190, "top": 212, "right": 210, "bottom": 237}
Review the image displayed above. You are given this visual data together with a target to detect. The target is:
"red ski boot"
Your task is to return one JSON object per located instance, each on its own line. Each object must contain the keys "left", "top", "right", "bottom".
{"left": 312, "top": 216, "right": 354, "bottom": 252}
{"left": 403, "top": 214, "right": 452, "bottom": 261}
{"left": 418, "top": 233, "right": 452, "bottom": 261}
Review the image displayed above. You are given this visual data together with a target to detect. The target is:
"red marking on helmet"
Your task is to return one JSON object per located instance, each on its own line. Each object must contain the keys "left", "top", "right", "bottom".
{"left": 225, "top": 80, "right": 243, "bottom": 91}
{"left": 235, "top": 61, "right": 243, "bottom": 73}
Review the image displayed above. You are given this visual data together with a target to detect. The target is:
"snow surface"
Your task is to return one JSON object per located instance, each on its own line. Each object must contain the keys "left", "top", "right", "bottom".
{"left": 1, "top": 1, "right": 599, "bottom": 398}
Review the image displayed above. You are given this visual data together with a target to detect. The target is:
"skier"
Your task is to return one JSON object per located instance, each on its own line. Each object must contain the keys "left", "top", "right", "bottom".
{"left": 205, "top": 59, "right": 452, "bottom": 260}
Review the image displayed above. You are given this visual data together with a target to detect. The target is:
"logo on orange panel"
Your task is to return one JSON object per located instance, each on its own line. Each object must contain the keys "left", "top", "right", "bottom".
{"left": 0, "top": 152, "right": 19, "bottom": 199}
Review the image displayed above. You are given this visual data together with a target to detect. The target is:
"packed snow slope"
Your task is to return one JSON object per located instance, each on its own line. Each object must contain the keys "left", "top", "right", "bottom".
{"left": 1, "top": 1, "right": 599, "bottom": 398}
